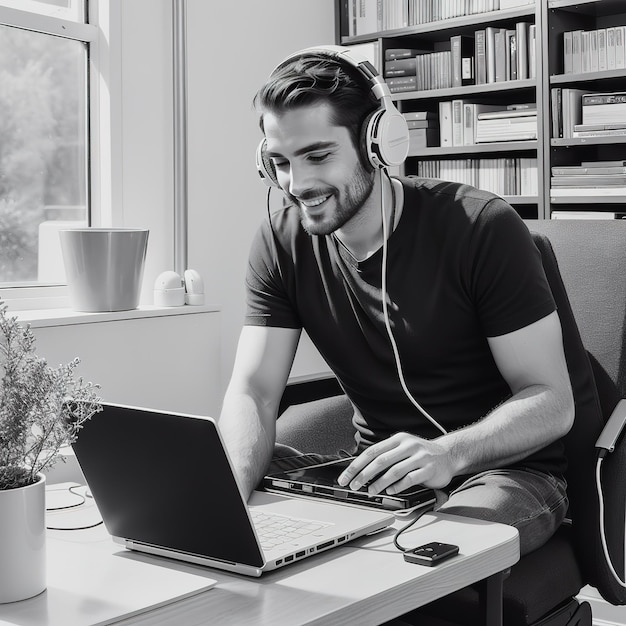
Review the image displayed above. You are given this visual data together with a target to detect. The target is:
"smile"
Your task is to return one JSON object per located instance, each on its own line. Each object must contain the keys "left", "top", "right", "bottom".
{"left": 301, "top": 195, "right": 331, "bottom": 208}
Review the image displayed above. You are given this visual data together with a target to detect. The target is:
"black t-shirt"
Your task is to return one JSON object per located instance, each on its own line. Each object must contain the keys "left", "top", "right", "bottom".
{"left": 245, "top": 176, "right": 566, "bottom": 475}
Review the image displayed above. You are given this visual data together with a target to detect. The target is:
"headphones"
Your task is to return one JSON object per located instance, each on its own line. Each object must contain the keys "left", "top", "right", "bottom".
{"left": 255, "top": 45, "right": 409, "bottom": 188}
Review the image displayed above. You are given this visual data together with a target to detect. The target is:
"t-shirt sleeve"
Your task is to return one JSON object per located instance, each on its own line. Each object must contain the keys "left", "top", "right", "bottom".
{"left": 244, "top": 218, "right": 302, "bottom": 329}
{"left": 469, "top": 199, "right": 556, "bottom": 338}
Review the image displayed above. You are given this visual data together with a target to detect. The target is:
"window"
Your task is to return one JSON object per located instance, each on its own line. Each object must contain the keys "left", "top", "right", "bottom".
{"left": 0, "top": 1, "right": 96, "bottom": 298}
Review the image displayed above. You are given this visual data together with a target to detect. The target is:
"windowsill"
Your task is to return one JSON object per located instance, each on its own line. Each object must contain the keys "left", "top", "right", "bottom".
{"left": 13, "top": 303, "right": 220, "bottom": 328}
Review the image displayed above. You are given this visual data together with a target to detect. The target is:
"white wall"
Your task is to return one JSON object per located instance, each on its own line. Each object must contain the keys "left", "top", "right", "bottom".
{"left": 185, "top": 0, "right": 335, "bottom": 391}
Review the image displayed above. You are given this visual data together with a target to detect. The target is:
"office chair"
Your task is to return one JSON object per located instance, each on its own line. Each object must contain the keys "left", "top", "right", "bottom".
{"left": 276, "top": 219, "right": 626, "bottom": 625}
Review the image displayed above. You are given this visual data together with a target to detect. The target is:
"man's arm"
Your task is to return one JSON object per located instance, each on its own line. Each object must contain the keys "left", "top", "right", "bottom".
{"left": 338, "top": 311, "right": 575, "bottom": 494}
{"left": 219, "top": 325, "right": 301, "bottom": 499}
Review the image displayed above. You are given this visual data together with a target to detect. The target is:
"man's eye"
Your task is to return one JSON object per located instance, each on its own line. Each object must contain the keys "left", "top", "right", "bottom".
{"left": 309, "top": 153, "right": 330, "bottom": 163}
{"left": 271, "top": 158, "right": 288, "bottom": 169}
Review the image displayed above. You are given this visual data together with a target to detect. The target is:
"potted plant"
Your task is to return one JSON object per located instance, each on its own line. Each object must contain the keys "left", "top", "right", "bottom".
{"left": 0, "top": 300, "right": 101, "bottom": 603}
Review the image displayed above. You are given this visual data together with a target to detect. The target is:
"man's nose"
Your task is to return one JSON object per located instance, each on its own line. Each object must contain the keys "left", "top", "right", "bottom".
{"left": 287, "top": 161, "right": 313, "bottom": 197}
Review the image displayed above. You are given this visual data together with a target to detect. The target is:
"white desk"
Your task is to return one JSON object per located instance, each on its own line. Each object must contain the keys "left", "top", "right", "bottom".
{"left": 0, "top": 485, "right": 519, "bottom": 626}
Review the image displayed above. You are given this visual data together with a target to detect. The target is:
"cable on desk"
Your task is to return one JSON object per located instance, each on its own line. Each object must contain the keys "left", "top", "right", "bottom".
{"left": 393, "top": 503, "right": 434, "bottom": 553}
{"left": 46, "top": 484, "right": 104, "bottom": 531}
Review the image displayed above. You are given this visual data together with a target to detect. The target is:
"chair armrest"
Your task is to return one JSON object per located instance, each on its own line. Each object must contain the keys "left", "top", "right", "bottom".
{"left": 596, "top": 399, "right": 626, "bottom": 455}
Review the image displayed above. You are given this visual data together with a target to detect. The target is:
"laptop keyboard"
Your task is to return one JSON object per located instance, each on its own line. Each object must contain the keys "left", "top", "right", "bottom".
{"left": 251, "top": 510, "right": 331, "bottom": 550}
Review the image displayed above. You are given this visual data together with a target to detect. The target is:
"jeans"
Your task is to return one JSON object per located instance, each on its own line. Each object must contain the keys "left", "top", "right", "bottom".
{"left": 269, "top": 444, "right": 568, "bottom": 556}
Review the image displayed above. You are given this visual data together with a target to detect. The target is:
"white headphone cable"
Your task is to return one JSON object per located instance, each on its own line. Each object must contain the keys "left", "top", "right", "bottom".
{"left": 379, "top": 169, "right": 447, "bottom": 436}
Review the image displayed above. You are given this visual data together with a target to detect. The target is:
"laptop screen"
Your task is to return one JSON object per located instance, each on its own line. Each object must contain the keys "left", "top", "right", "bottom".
{"left": 72, "top": 404, "right": 264, "bottom": 568}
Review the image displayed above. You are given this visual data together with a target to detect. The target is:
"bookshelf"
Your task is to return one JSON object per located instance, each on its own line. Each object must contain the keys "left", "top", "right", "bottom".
{"left": 335, "top": 0, "right": 626, "bottom": 219}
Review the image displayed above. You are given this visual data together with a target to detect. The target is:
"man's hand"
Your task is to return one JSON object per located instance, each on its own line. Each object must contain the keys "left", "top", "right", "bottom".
{"left": 337, "top": 432, "right": 455, "bottom": 495}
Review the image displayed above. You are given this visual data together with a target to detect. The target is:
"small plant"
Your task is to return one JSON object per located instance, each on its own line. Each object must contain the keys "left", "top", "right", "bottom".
{"left": 0, "top": 300, "right": 101, "bottom": 490}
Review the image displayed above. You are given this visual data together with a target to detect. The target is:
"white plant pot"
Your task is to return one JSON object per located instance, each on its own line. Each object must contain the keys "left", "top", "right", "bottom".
{"left": 0, "top": 473, "right": 47, "bottom": 603}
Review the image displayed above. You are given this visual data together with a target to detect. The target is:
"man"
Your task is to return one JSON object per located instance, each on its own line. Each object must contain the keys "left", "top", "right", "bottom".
{"left": 219, "top": 47, "right": 574, "bottom": 557}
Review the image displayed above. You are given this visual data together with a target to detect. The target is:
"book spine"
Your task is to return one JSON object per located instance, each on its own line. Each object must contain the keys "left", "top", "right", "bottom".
{"left": 563, "top": 32, "right": 573, "bottom": 74}
{"left": 463, "top": 102, "right": 475, "bottom": 146}
{"left": 439, "top": 101, "right": 453, "bottom": 148}
{"left": 452, "top": 99, "right": 464, "bottom": 146}
{"left": 475, "top": 29, "right": 487, "bottom": 85}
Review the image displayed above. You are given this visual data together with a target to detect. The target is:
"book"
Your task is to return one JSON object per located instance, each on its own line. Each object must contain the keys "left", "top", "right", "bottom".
{"left": 598, "top": 29, "right": 608, "bottom": 71}
{"left": 439, "top": 101, "right": 453, "bottom": 147}
{"left": 563, "top": 32, "right": 573, "bottom": 74}
{"left": 477, "top": 108, "right": 537, "bottom": 120}
{"left": 402, "top": 111, "right": 435, "bottom": 121}
{"left": 529, "top": 24, "right": 537, "bottom": 79}
{"left": 551, "top": 87, "right": 562, "bottom": 138}
{"left": 406, "top": 120, "right": 436, "bottom": 129}
{"left": 507, "top": 30, "right": 517, "bottom": 81}
{"left": 572, "top": 30, "right": 583, "bottom": 74}
{"left": 551, "top": 175, "right": 626, "bottom": 186}
{"left": 452, "top": 99, "right": 464, "bottom": 146}
{"left": 516, "top": 22, "right": 530, "bottom": 80}
{"left": 462, "top": 104, "right": 502, "bottom": 145}
{"left": 552, "top": 166, "right": 626, "bottom": 176}
{"left": 572, "top": 128, "right": 626, "bottom": 138}
{"left": 387, "top": 75, "right": 417, "bottom": 93}
{"left": 384, "top": 57, "right": 417, "bottom": 77}
{"left": 562, "top": 89, "right": 586, "bottom": 138}
{"left": 485, "top": 26, "right": 498, "bottom": 83}
{"left": 550, "top": 187, "right": 626, "bottom": 196}
{"left": 574, "top": 123, "right": 626, "bottom": 132}
{"left": 385, "top": 48, "right": 425, "bottom": 61}
{"left": 475, "top": 29, "right": 487, "bottom": 85}
{"left": 494, "top": 28, "right": 507, "bottom": 82}
{"left": 450, "top": 35, "right": 474, "bottom": 87}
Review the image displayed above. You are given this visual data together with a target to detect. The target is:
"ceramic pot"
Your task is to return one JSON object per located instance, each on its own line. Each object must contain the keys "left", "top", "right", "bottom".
{"left": 59, "top": 228, "right": 149, "bottom": 312}
{"left": 0, "top": 473, "right": 46, "bottom": 603}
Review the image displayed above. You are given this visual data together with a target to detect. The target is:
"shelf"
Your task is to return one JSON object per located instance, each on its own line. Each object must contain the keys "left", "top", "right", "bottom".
{"left": 551, "top": 69, "right": 626, "bottom": 84}
{"left": 392, "top": 79, "right": 536, "bottom": 102}
{"left": 548, "top": 0, "right": 626, "bottom": 16}
{"left": 409, "top": 141, "right": 538, "bottom": 158}
{"left": 341, "top": 6, "right": 536, "bottom": 44}
{"left": 551, "top": 136, "right": 626, "bottom": 147}
{"left": 336, "top": 0, "right": 623, "bottom": 219}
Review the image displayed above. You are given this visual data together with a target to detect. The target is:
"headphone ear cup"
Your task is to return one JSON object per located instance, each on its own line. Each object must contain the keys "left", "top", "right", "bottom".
{"left": 363, "top": 106, "right": 410, "bottom": 169}
{"left": 256, "top": 138, "right": 279, "bottom": 187}
{"left": 360, "top": 109, "right": 381, "bottom": 170}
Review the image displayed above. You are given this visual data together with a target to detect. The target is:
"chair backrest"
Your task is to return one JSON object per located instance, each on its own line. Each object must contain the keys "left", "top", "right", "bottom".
{"left": 527, "top": 219, "right": 626, "bottom": 605}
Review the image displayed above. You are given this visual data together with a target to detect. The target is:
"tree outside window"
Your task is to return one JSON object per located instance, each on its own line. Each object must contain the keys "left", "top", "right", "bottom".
{"left": 0, "top": 23, "right": 87, "bottom": 286}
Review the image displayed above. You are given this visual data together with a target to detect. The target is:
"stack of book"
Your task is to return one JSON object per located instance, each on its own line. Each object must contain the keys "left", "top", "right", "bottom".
{"left": 346, "top": 0, "right": 534, "bottom": 36}
{"left": 563, "top": 26, "right": 626, "bottom": 74}
{"left": 550, "top": 160, "right": 626, "bottom": 197}
{"left": 474, "top": 22, "right": 536, "bottom": 85}
{"left": 475, "top": 106, "right": 537, "bottom": 143}
{"left": 574, "top": 92, "right": 626, "bottom": 138}
{"left": 550, "top": 88, "right": 586, "bottom": 138}
{"left": 404, "top": 111, "right": 439, "bottom": 150}
{"left": 415, "top": 156, "right": 538, "bottom": 196}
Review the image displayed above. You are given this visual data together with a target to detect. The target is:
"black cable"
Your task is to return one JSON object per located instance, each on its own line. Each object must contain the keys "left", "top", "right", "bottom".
{"left": 46, "top": 484, "right": 104, "bottom": 531}
{"left": 392, "top": 503, "right": 435, "bottom": 553}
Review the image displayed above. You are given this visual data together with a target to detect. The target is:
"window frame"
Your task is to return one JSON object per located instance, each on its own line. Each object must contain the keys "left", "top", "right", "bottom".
{"left": 0, "top": 1, "right": 112, "bottom": 311}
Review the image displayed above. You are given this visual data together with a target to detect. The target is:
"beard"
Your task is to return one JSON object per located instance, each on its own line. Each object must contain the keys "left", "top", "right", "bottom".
{"left": 285, "top": 162, "right": 376, "bottom": 236}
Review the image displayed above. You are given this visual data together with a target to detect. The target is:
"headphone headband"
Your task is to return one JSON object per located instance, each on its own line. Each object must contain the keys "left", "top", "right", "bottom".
{"left": 256, "top": 45, "right": 409, "bottom": 187}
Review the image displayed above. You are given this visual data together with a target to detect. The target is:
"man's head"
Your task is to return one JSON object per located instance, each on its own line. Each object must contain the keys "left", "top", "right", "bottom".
{"left": 254, "top": 52, "right": 382, "bottom": 236}
{"left": 254, "top": 51, "right": 380, "bottom": 172}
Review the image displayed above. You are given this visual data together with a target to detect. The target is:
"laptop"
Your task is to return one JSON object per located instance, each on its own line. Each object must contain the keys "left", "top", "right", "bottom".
{"left": 71, "top": 403, "right": 394, "bottom": 577}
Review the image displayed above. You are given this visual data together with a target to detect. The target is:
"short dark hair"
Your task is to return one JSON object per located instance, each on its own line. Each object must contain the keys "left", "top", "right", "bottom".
{"left": 253, "top": 52, "right": 379, "bottom": 155}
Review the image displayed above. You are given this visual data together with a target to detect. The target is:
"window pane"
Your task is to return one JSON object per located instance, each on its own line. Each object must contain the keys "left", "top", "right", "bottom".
{"left": 0, "top": 25, "right": 88, "bottom": 286}
{"left": 0, "top": 1, "right": 86, "bottom": 23}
